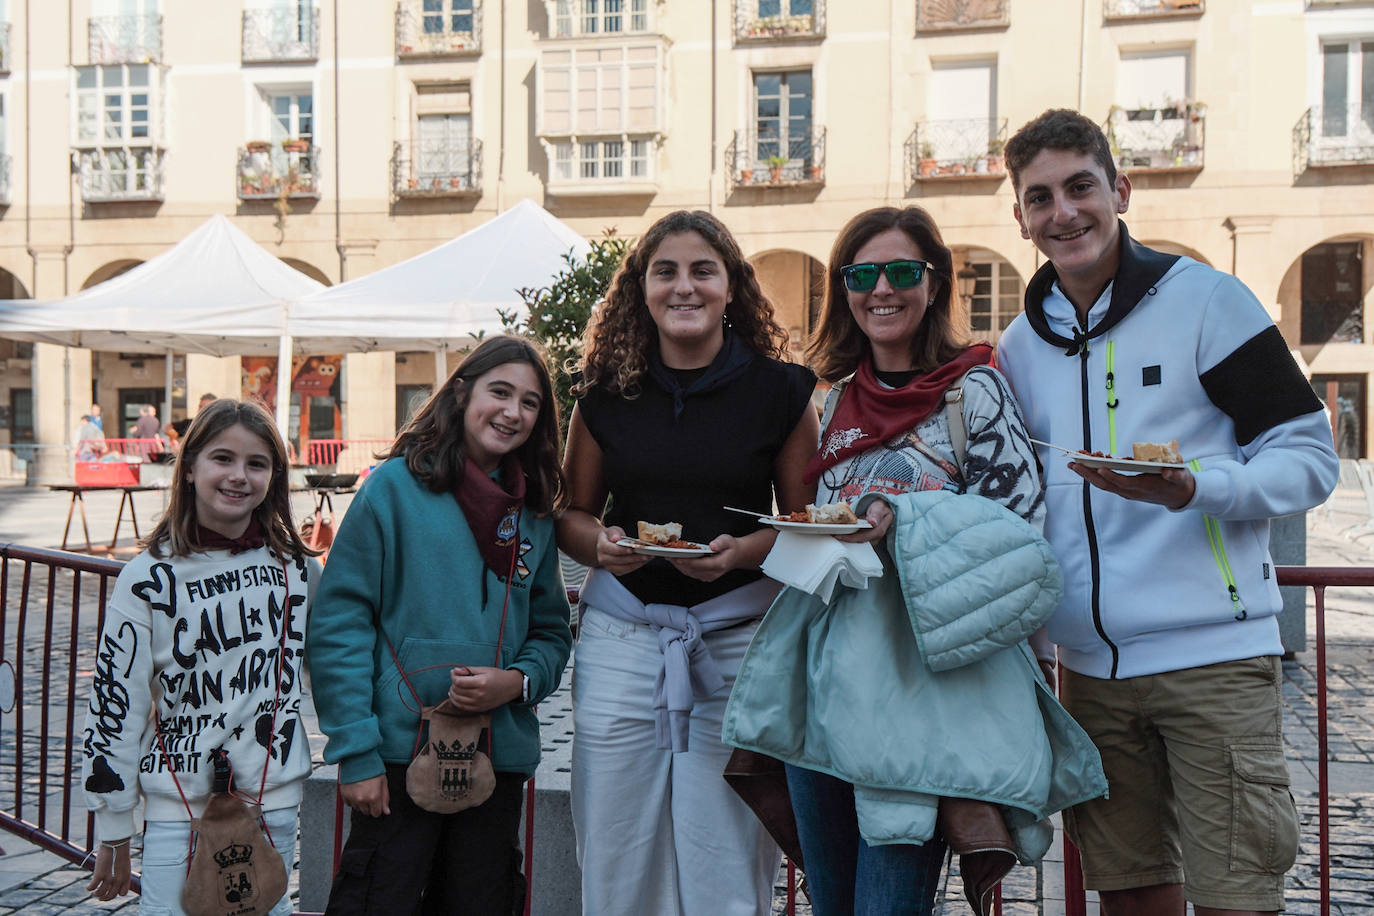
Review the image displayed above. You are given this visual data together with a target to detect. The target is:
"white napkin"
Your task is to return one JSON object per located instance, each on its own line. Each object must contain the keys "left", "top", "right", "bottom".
{"left": 761, "top": 530, "right": 884, "bottom": 603}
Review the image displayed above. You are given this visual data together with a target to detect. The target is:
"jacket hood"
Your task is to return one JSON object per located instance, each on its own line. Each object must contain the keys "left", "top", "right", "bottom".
{"left": 1023, "top": 220, "right": 1181, "bottom": 356}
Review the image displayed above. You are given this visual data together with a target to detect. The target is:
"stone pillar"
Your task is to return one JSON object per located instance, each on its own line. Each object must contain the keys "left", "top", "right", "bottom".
{"left": 184, "top": 354, "right": 241, "bottom": 413}
{"left": 1222, "top": 216, "right": 1277, "bottom": 320}
{"left": 29, "top": 247, "right": 86, "bottom": 484}
{"left": 1271, "top": 513, "right": 1307, "bottom": 655}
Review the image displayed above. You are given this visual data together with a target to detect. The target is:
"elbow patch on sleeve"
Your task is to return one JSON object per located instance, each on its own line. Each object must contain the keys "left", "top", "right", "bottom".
{"left": 1200, "top": 326, "right": 1323, "bottom": 446}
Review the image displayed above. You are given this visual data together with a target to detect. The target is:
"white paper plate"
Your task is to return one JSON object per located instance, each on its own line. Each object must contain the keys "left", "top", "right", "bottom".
{"left": 1028, "top": 439, "right": 1184, "bottom": 475}
{"left": 1068, "top": 454, "right": 1184, "bottom": 475}
{"left": 760, "top": 518, "right": 873, "bottom": 535}
{"left": 617, "top": 537, "right": 715, "bottom": 557}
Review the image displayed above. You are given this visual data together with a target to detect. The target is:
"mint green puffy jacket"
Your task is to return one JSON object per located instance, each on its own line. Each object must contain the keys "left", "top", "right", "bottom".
{"left": 722, "top": 490, "right": 1106, "bottom": 856}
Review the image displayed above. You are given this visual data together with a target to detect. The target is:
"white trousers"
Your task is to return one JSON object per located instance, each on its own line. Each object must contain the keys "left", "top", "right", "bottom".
{"left": 138, "top": 806, "right": 297, "bottom": 916}
{"left": 572, "top": 606, "right": 780, "bottom": 916}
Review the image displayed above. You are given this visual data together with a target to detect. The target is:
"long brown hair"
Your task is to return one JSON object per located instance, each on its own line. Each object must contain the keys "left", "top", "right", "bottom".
{"left": 381, "top": 335, "right": 568, "bottom": 516}
{"left": 805, "top": 206, "right": 967, "bottom": 382}
{"left": 574, "top": 210, "right": 791, "bottom": 398}
{"left": 145, "top": 399, "right": 317, "bottom": 559}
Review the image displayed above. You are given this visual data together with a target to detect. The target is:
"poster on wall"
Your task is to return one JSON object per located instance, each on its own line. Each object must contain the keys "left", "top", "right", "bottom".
{"left": 242, "top": 357, "right": 279, "bottom": 412}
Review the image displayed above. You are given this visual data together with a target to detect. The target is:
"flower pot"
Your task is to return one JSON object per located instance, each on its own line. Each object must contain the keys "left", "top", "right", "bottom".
{"left": 245, "top": 141, "right": 271, "bottom": 153}
{"left": 450, "top": 176, "right": 462, "bottom": 188}
{"left": 407, "top": 177, "right": 418, "bottom": 189}
{"left": 919, "top": 157, "right": 937, "bottom": 177}
{"left": 431, "top": 178, "right": 443, "bottom": 190}
{"left": 808, "top": 165, "right": 823, "bottom": 180}
{"left": 282, "top": 140, "right": 309, "bottom": 153}
{"left": 739, "top": 169, "right": 754, "bottom": 183}
{"left": 769, "top": 166, "right": 783, "bottom": 182}
{"left": 987, "top": 154, "right": 1003, "bottom": 172}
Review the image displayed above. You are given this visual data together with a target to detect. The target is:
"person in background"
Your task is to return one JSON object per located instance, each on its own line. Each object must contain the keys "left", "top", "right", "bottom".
{"left": 82, "top": 399, "right": 320, "bottom": 914}
{"left": 995, "top": 108, "right": 1339, "bottom": 916}
{"left": 558, "top": 209, "right": 819, "bottom": 916}
{"left": 73, "top": 414, "right": 106, "bottom": 461}
{"left": 307, "top": 335, "right": 572, "bottom": 915}
{"left": 90, "top": 402, "right": 103, "bottom": 432}
{"left": 168, "top": 393, "right": 218, "bottom": 449}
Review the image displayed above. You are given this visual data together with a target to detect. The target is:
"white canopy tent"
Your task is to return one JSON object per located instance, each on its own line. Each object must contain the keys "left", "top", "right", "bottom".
{"left": 0, "top": 213, "right": 326, "bottom": 437}
{"left": 287, "top": 198, "right": 591, "bottom": 360}
{"left": 0, "top": 214, "right": 322, "bottom": 357}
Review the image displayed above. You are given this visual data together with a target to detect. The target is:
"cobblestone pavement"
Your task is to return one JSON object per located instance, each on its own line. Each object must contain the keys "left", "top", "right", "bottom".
{"left": 2, "top": 481, "right": 1373, "bottom": 914}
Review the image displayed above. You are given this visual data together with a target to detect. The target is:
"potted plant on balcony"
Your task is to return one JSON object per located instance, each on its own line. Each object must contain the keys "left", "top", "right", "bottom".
{"left": 986, "top": 137, "right": 1005, "bottom": 172}
{"left": 450, "top": 175, "right": 463, "bottom": 189}
{"left": 808, "top": 163, "right": 823, "bottom": 180}
{"left": 918, "top": 142, "right": 937, "bottom": 177}
{"left": 282, "top": 138, "right": 309, "bottom": 153}
{"left": 739, "top": 167, "right": 754, "bottom": 184}
{"left": 767, "top": 154, "right": 788, "bottom": 183}
{"left": 245, "top": 139, "right": 271, "bottom": 153}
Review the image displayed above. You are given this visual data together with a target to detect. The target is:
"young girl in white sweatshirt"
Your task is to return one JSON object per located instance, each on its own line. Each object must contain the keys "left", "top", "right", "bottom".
{"left": 81, "top": 398, "right": 321, "bottom": 914}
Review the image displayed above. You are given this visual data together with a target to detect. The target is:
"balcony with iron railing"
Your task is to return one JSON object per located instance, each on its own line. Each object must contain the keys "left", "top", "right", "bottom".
{"left": 237, "top": 141, "right": 322, "bottom": 200}
{"left": 726, "top": 128, "right": 826, "bottom": 189}
{"left": 395, "top": 1, "right": 482, "bottom": 57}
{"left": 904, "top": 118, "right": 1008, "bottom": 183}
{"left": 242, "top": 6, "right": 320, "bottom": 62}
{"left": 1106, "top": 102, "right": 1205, "bottom": 173}
{"left": 392, "top": 138, "right": 483, "bottom": 197}
{"left": 546, "top": 0, "right": 653, "bottom": 37}
{"left": 1103, "top": 0, "right": 1203, "bottom": 19}
{"left": 87, "top": 14, "right": 162, "bottom": 64}
{"left": 733, "top": 1, "right": 825, "bottom": 42}
{"left": 75, "top": 147, "right": 165, "bottom": 203}
{"left": 0, "top": 22, "right": 10, "bottom": 74}
{"left": 916, "top": 0, "right": 1008, "bottom": 31}
{"left": 1293, "top": 106, "right": 1374, "bottom": 175}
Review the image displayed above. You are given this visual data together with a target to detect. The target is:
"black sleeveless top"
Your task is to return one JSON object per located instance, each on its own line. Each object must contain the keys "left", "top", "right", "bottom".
{"left": 577, "top": 343, "right": 816, "bottom": 607}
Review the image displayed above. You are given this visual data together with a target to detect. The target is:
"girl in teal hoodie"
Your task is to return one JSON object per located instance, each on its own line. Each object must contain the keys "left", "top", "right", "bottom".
{"left": 306, "top": 336, "right": 572, "bottom": 915}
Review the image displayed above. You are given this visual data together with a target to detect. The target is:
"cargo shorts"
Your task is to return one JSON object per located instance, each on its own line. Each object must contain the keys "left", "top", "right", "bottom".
{"left": 1060, "top": 656, "right": 1299, "bottom": 912}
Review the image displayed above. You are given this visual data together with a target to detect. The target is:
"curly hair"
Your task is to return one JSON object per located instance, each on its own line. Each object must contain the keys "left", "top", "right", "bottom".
{"left": 380, "top": 335, "right": 568, "bottom": 516}
{"left": 805, "top": 206, "right": 967, "bottom": 382}
{"left": 146, "top": 399, "right": 319, "bottom": 560}
{"left": 574, "top": 210, "right": 791, "bottom": 398}
{"left": 1005, "top": 108, "right": 1117, "bottom": 192}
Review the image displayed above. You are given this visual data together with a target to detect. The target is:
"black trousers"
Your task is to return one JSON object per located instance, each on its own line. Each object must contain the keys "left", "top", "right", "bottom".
{"left": 325, "top": 764, "right": 527, "bottom": 916}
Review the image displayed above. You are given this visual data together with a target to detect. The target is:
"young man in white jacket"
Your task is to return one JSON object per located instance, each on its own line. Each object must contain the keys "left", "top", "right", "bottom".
{"left": 995, "top": 108, "right": 1338, "bottom": 916}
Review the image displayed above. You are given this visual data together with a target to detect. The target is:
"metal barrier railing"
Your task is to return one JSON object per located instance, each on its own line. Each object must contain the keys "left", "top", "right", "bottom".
{"left": 0, "top": 548, "right": 1364, "bottom": 915}
{"left": 0, "top": 544, "right": 138, "bottom": 891}
{"left": 303, "top": 439, "right": 394, "bottom": 475}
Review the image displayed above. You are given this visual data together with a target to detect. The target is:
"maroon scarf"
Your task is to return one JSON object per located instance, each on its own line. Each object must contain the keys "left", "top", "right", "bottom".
{"left": 195, "top": 518, "right": 266, "bottom": 554}
{"left": 804, "top": 344, "right": 994, "bottom": 483}
{"left": 456, "top": 456, "right": 527, "bottom": 575}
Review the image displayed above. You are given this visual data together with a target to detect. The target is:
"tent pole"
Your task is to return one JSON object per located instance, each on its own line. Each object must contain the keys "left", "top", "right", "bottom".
{"left": 164, "top": 347, "right": 173, "bottom": 433}
{"left": 276, "top": 335, "right": 293, "bottom": 445}
{"left": 434, "top": 346, "right": 447, "bottom": 388}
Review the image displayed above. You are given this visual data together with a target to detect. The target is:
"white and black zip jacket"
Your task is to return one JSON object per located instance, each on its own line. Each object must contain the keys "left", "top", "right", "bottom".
{"left": 996, "top": 223, "right": 1338, "bottom": 680}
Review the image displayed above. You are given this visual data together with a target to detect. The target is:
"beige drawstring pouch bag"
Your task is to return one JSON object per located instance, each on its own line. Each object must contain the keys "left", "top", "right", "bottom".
{"left": 405, "top": 699, "right": 496, "bottom": 813}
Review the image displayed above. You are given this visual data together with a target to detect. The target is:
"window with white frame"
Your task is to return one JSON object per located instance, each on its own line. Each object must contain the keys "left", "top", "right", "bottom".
{"left": 266, "top": 89, "right": 313, "bottom": 145}
{"left": 423, "top": 0, "right": 474, "bottom": 35}
{"left": 75, "top": 64, "right": 156, "bottom": 145}
{"left": 417, "top": 112, "right": 472, "bottom": 179}
{"left": 1320, "top": 39, "right": 1374, "bottom": 142}
{"left": 753, "top": 70, "right": 812, "bottom": 165}
{"left": 540, "top": 43, "right": 660, "bottom": 183}
{"left": 1115, "top": 50, "right": 1191, "bottom": 155}
{"left": 552, "top": 0, "right": 648, "bottom": 37}
{"left": 926, "top": 60, "right": 996, "bottom": 162}
{"left": 964, "top": 253, "right": 1024, "bottom": 342}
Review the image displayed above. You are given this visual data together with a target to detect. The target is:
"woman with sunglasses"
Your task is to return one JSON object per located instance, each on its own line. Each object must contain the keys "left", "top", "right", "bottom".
{"left": 771, "top": 206, "right": 1058, "bottom": 915}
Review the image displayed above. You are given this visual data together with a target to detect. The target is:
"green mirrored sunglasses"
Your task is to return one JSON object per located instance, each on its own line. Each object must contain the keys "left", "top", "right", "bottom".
{"left": 840, "top": 259, "right": 936, "bottom": 292}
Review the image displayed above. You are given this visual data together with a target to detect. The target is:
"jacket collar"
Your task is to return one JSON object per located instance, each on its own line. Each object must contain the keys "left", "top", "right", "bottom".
{"left": 1023, "top": 220, "right": 1181, "bottom": 356}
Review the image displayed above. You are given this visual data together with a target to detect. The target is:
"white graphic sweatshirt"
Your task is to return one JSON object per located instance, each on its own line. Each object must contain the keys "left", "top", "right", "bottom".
{"left": 80, "top": 544, "right": 319, "bottom": 842}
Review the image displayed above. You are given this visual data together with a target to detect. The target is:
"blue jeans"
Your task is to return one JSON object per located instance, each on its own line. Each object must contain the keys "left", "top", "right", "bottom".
{"left": 785, "top": 765, "right": 945, "bottom": 916}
